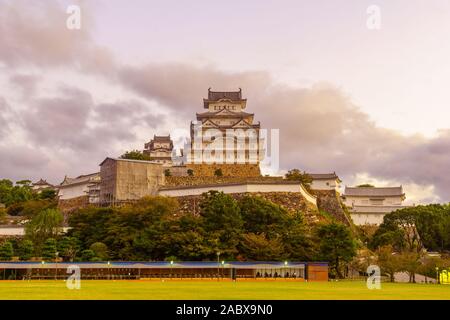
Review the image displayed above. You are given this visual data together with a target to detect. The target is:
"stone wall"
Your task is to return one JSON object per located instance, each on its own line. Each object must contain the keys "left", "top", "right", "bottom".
{"left": 185, "top": 163, "right": 261, "bottom": 177}
{"left": 58, "top": 195, "right": 89, "bottom": 214}
{"left": 312, "top": 190, "right": 352, "bottom": 226}
{"left": 165, "top": 176, "right": 283, "bottom": 187}
{"left": 175, "top": 192, "right": 324, "bottom": 225}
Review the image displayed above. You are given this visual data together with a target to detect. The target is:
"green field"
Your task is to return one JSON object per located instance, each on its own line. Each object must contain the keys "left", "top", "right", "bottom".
{"left": 0, "top": 280, "right": 449, "bottom": 300}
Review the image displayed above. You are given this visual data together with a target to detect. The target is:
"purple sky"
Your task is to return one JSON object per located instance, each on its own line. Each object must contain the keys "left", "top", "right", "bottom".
{"left": 1, "top": 0, "right": 450, "bottom": 203}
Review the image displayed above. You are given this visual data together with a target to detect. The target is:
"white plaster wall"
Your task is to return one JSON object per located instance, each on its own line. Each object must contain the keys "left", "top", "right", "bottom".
{"left": 58, "top": 184, "right": 89, "bottom": 200}
{"left": 344, "top": 196, "right": 403, "bottom": 207}
{"left": 311, "top": 179, "right": 339, "bottom": 191}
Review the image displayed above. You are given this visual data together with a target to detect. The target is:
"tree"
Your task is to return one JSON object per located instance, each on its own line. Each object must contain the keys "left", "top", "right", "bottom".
{"left": 20, "top": 199, "right": 57, "bottom": 217}
{"left": 398, "top": 251, "right": 422, "bottom": 283}
{"left": 81, "top": 249, "right": 96, "bottom": 261}
{"left": 239, "top": 195, "right": 287, "bottom": 236}
{"left": 120, "top": 150, "right": 152, "bottom": 161}
{"left": 240, "top": 233, "right": 285, "bottom": 260}
{"left": 187, "top": 169, "right": 194, "bottom": 176}
{"left": 18, "top": 240, "right": 34, "bottom": 261}
{"left": 282, "top": 211, "right": 317, "bottom": 261}
{"left": 42, "top": 238, "right": 58, "bottom": 260}
{"left": 317, "top": 223, "right": 357, "bottom": 278}
{"left": 39, "top": 189, "right": 57, "bottom": 200}
{"left": 0, "top": 241, "right": 14, "bottom": 261}
{"left": 25, "top": 208, "right": 63, "bottom": 252}
{"left": 0, "top": 208, "right": 7, "bottom": 224}
{"left": 90, "top": 242, "right": 109, "bottom": 261}
{"left": 377, "top": 245, "right": 401, "bottom": 282}
{"left": 285, "top": 169, "right": 313, "bottom": 189}
{"left": 199, "top": 191, "right": 243, "bottom": 259}
{"left": 58, "top": 237, "right": 81, "bottom": 262}
{"left": 164, "top": 169, "right": 171, "bottom": 177}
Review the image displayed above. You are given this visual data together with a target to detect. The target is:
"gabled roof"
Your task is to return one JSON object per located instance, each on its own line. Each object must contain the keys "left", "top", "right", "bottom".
{"left": 308, "top": 172, "right": 340, "bottom": 181}
{"left": 203, "top": 88, "right": 247, "bottom": 108}
{"left": 196, "top": 109, "right": 254, "bottom": 119}
{"left": 207, "top": 88, "right": 242, "bottom": 101}
{"left": 144, "top": 135, "right": 174, "bottom": 151}
{"left": 344, "top": 186, "right": 405, "bottom": 197}
{"left": 59, "top": 173, "right": 100, "bottom": 187}
{"left": 33, "top": 178, "right": 53, "bottom": 186}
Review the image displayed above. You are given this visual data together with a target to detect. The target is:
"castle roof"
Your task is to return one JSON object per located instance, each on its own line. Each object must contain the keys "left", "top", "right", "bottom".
{"left": 33, "top": 178, "right": 53, "bottom": 186}
{"left": 203, "top": 88, "right": 247, "bottom": 108}
{"left": 196, "top": 110, "right": 254, "bottom": 119}
{"left": 308, "top": 172, "right": 340, "bottom": 181}
{"left": 59, "top": 172, "right": 100, "bottom": 187}
{"left": 207, "top": 88, "right": 242, "bottom": 101}
{"left": 344, "top": 186, "right": 405, "bottom": 197}
{"left": 145, "top": 135, "right": 174, "bottom": 151}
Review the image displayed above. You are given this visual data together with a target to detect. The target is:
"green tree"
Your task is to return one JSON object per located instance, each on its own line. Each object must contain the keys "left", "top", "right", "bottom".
{"left": 370, "top": 207, "right": 425, "bottom": 252}
{"left": 317, "top": 223, "right": 357, "bottom": 278}
{"left": 18, "top": 240, "right": 34, "bottom": 261}
{"left": 120, "top": 150, "right": 152, "bottom": 161}
{"left": 58, "top": 237, "right": 81, "bottom": 262}
{"left": 377, "top": 245, "right": 401, "bottom": 282}
{"left": 240, "top": 233, "right": 285, "bottom": 260}
{"left": 39, "top": 189, "right": 57, "bottom": 200}
{"left": 285, "top": 169, "right": 313, "bottom": 189}
{"left": 239, "top": 195, "right": 287, "bottom": 236}
{"left": 25, "top": 208, "right": 63, "bottom": 252}
{"left": 199, "top": 191, "right": 243, "bottom": 259}
{"left": 81, "top": 249, "right": 96, "bottom": 261}
{"left": 398, "top": 251, "right": 422, "bottom": 283}
{"left": 90, "top": 242, "right": 109, "bottom": 261}
{"left": 282, "top": 211, "right": 317, "bottom": 261}
{"left": 0, "top": 241, "right": 14, "bottom": 261}
{"left": 42, "top": 238, "right": 58, "bottom": 260}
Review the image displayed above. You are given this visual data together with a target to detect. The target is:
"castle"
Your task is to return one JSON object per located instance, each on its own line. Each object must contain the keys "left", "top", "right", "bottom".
{"left": 54, "top": 88, "right": 408, "bottom": 227}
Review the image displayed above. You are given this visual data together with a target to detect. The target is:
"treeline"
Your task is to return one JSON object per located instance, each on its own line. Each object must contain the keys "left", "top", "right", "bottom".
{"left": 369, "top": 204, "right": 450, "bottom": 252}
{"left": 68, "top": 192, "right": 356, "bottom": 271}
{"left": 0, "top": 179, "right": 57, "bottom": 217}
{"left": 0, "top": 191, "right": 358, "bottom": 279}
{"left": 357, "top": 203, "right": 450, "bottom": 282}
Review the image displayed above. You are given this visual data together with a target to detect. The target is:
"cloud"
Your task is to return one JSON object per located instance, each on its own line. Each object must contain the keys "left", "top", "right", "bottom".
{"left": 0, "top": 97, "right": 11, "bottom": 138}
{"left": 0, "top": 0, "right": 114, "bottom": 73}
{"left": 119, "top": 63, "right": 270, "bottom": 116}
{"left": 9, "top": 74, "right": 41, "bottom": 98}
{"left": 117, "top": 63, "right": 450, "bottom": 201}
{"left": 0, "top": 1, "right": 448, "bottom": 202}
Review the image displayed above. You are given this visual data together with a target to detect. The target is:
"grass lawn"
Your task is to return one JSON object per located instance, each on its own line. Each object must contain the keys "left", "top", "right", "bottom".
{"left": 0, "top": 280, "right": 448, "bottom": 300}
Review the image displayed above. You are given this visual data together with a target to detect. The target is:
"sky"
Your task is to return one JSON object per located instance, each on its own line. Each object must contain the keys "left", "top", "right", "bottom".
{"left": 0, "top": 0, "right": 449, "bottom": 204}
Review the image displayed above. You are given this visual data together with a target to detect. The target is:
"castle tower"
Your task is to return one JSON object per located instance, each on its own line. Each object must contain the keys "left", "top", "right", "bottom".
{"left": 188, "top": 88, "right": 264, "bottom": 165}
